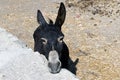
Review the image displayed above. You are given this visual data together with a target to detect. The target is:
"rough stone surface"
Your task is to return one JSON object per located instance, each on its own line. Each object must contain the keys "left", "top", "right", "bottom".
{"left": 0, "top": 28, "right": 79, "bottom": 80}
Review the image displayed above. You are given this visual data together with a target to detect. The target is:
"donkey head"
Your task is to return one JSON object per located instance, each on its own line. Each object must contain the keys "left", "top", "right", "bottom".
{"left": 33, "top": 2, "right": 66, "bottom": 74}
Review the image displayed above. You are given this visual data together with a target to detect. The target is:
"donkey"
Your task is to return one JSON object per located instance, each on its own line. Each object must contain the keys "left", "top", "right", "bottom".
{"left": 33, "top": 2, "right": 70, "bottom": 74}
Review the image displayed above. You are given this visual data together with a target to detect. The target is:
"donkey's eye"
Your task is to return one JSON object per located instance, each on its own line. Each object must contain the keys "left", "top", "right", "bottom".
{"left": 41, "top": 38, "right": 47, "bottom": 45}
{"left": 58, "top": 36, "right": 64, "bottom": 43}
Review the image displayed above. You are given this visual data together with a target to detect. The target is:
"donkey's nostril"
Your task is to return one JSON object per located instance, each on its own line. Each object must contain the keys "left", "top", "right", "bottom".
{"left": 48, "top": 61, "right": 61, "bottom": 74}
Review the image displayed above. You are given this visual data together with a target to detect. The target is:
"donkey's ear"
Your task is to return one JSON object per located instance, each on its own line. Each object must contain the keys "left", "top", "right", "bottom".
{"left": 55, "top": 2, "right": 66, "bottom": 30}
{"left": 37, "top": 10, "right": 47, "bottom": 25}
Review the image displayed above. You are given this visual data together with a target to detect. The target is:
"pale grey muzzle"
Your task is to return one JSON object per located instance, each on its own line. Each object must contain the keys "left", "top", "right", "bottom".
{"left": 48, "top": 50, "right": 61, "bottom": 74}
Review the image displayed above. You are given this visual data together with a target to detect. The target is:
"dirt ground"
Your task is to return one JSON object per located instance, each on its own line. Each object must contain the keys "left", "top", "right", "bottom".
{"left": 0, "top": 0, "right": 120, "bottom": 80}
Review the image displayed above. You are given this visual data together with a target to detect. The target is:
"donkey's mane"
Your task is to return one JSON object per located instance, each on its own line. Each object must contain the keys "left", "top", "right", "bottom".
{"left": 48, "top": 18, "right": 53, "bottom": 25}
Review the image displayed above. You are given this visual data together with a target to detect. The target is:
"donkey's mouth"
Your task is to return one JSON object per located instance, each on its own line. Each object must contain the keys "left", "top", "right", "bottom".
{"left": 48, "top": 50, "right": 61, "bottom": 74}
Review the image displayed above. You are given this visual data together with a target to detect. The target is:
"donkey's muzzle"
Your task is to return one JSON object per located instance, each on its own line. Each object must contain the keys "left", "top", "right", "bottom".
{"left": 48, "top": 50, "right": 61, "bottom": 74}
{"left": 48, "top": 61, "right": 61, "bottom": 74}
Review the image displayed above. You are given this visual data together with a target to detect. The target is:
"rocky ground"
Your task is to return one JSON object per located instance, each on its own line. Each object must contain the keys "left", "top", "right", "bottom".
{"left": 0, "top": 0, "right": 120, "bottom": 80}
